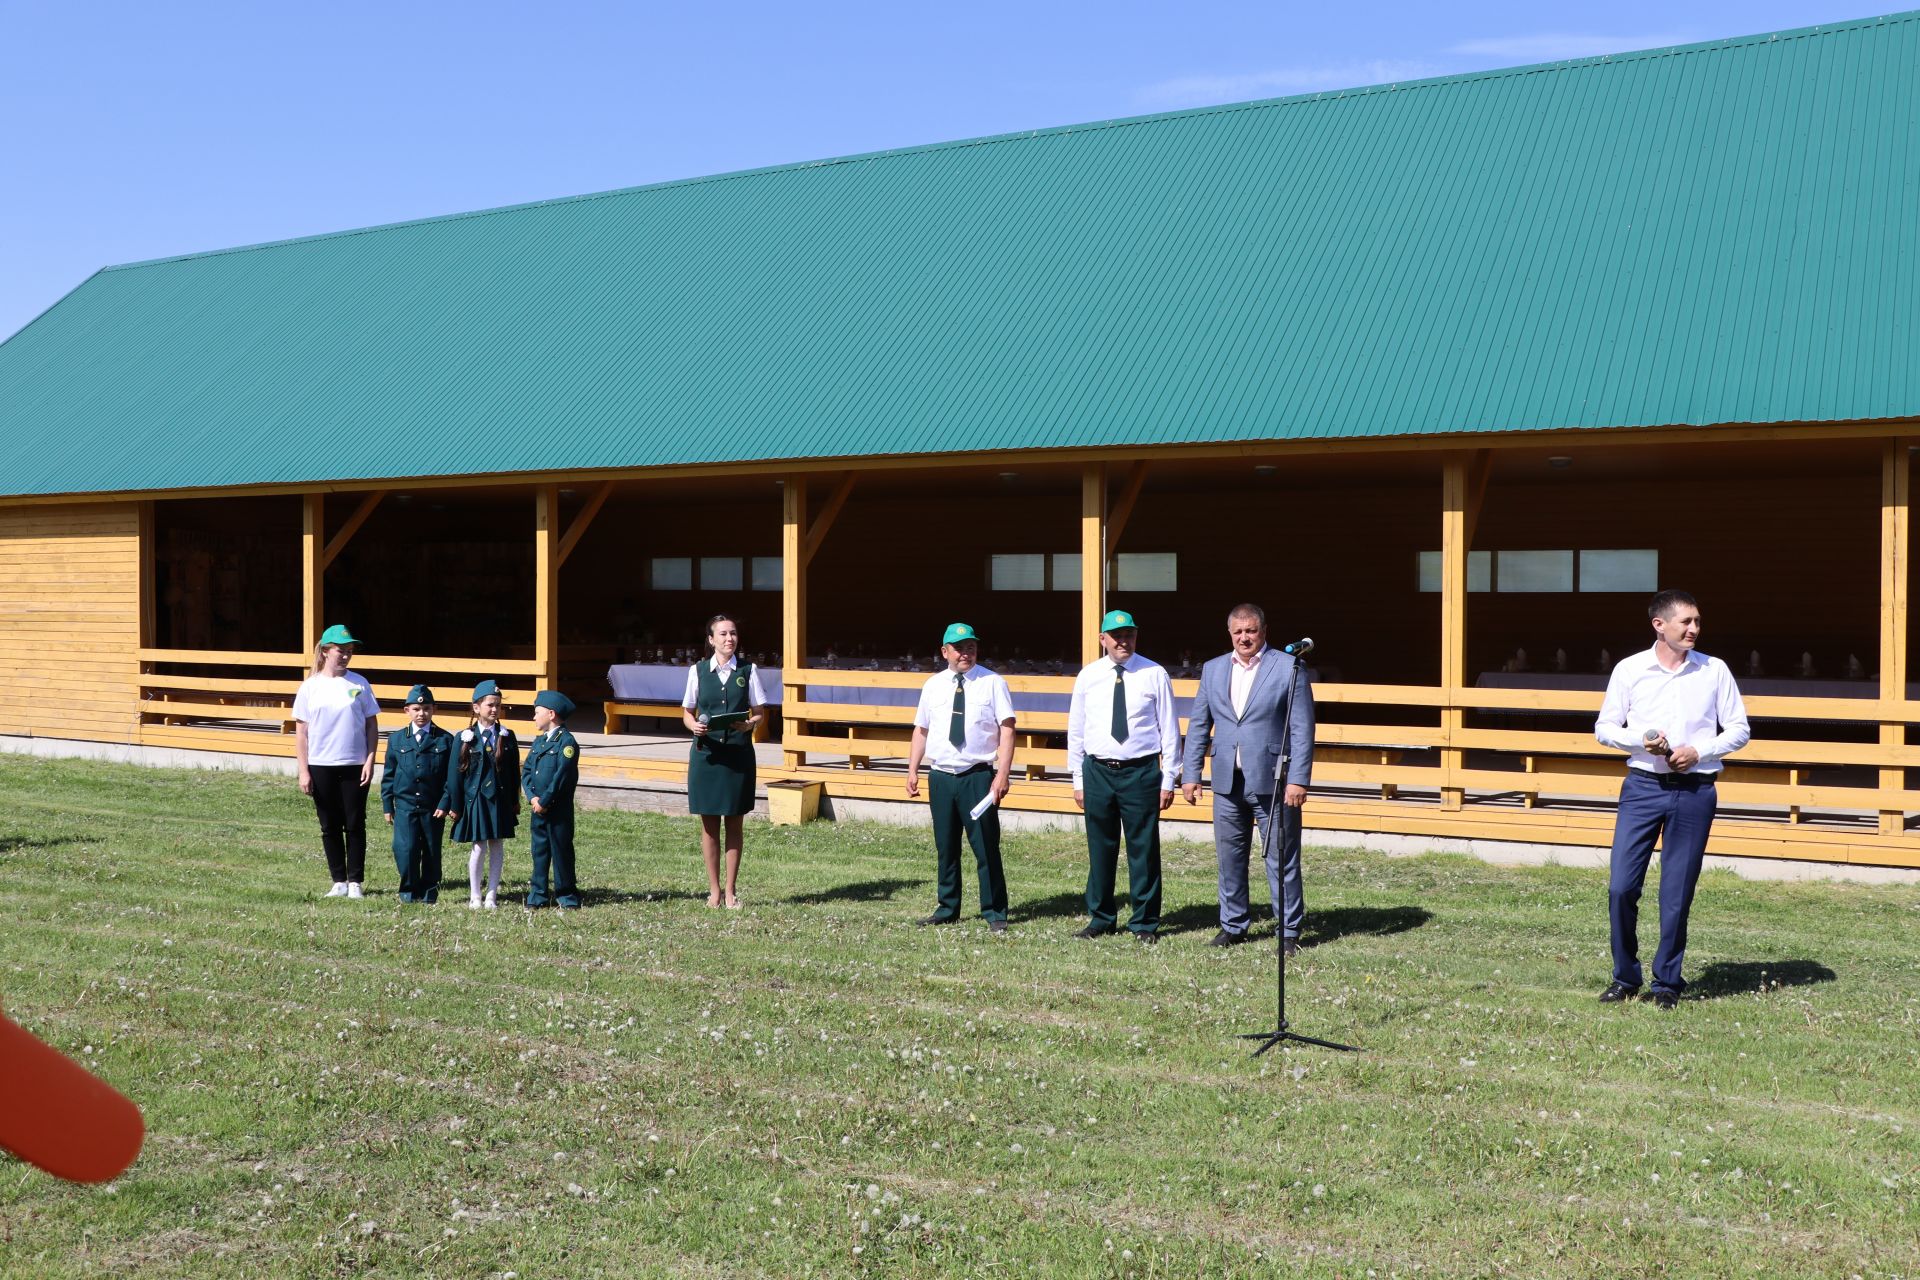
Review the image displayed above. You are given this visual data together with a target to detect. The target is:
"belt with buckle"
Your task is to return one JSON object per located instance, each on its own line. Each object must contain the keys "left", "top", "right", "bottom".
{"left": 1091, "top": 754, "right": 1157, "bottom": 770}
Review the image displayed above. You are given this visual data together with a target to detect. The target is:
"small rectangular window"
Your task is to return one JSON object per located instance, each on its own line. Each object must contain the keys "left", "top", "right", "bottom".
{"left": 990, "top": 554, "right": 1046, "bottom": 591}
{"left": 1416, "top": 550, "right": 1491, "bottom": 592}
{"left": 699, "top": 557, "right": 743, "bottom": 591}
{"left": 1497, "top": 550, "right": 1574, "bottom": 593}
{"left": 1050, "top": 553, "right": 1082, "bottom": 591}
{"left": 1112, "top": 552, "right": 1177, "bottom": 592}
{"left": 649, "top": 557, "right": 692, "bottom": 590}
{"left": 1579, "top": 549, "right": 1657, "bottom": 592}
{"left": 750, "top": 556, "right": 782, "bottom": 591}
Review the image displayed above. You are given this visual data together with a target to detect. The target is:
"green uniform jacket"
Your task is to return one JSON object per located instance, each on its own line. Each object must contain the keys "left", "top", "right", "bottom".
{"left": 380, "top": 724, "right": 458, "bottom": 815}
{"left": 522, "top": 728, "right": 580, "bottom": 813}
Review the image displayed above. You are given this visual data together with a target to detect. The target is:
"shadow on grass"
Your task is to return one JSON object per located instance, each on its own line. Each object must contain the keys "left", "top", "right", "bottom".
{"left": 1011, "top": 890, "right": 1088, "bottom": 922}
{"left": 785, "top": 877, "right": 927, "bottom": 905}
{"left": 0, "top": 834, "right": 96, "bottom": 853}
{"left": 1302, "top": 905, "right": 1434, "bottom": 947}
{"left": 1691, "top": 959, "right": 1836, "bottom": 998}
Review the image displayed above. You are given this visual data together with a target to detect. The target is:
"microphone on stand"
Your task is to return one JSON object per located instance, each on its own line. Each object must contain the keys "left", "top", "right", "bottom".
{"left": 1281, "top": 637, "right": 1314, "bottom": 657}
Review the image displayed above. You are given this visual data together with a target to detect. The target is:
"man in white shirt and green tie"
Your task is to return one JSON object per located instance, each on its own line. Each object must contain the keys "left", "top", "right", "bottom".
{"left": 1066, "top": 610, "right": 1179, "bottom": 943}
{"left": 906, "top": 623, "right": 1016, "bottom": 933}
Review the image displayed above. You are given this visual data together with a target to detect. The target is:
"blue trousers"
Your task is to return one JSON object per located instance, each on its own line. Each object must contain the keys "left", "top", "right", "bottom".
{"left": 1608, "top": 769, "right": 1717, "bottom": 994}
{"left": 1214, "top": 768, "right": 1304, "bottom": 937}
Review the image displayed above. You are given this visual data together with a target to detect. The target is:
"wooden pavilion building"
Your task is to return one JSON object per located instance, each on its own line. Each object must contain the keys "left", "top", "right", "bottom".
{"left": 4, "top": 13, "right": 1920, "bottom": 869}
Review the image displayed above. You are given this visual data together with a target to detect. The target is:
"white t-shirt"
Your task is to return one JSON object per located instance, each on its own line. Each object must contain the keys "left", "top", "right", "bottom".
{"left": 293, "top": 671, "right": 379, "bottom": 766}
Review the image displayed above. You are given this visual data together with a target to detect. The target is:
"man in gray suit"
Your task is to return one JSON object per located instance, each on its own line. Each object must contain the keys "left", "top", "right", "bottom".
{"left": 1181, "top": 603, "right": 1315, "bottom": 953}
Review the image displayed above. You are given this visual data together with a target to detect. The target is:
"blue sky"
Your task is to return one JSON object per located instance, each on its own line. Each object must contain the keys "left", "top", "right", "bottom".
{"left": 0, "top": 0, "right": 1891, "bottom": 339}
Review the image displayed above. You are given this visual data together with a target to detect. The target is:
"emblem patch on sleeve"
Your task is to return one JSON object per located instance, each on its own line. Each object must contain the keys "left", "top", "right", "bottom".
{"left": 563, "top": 745, "right": 575, "bottom": 758}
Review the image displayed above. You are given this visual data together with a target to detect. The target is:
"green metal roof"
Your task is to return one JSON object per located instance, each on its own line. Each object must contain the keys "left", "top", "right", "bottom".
{"left": 4, "top": 12, "right": 1920, "bottom": 498}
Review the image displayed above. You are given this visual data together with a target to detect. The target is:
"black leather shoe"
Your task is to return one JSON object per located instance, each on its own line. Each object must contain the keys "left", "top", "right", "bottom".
{"left": 1133, "top": 931, "right": 1158, "bottom": 945}
{"left": 988, "top": 919, "right": 1008, "bottom": 935}
{"left": 1072, "top": 924, "right": 1112, "bottom": 940}
{"left": 1598, "top": 981, "right": 1641, "bottom": 1003}
{"left": 1208, "top": 929, "right": 1246, "bottom": 948}
{"left": 1650, "top": 990, "right": 1679, "bottom": 1010}
{"left": 1281, "top": 939, "right": 1301, "bottom": 958}
{"left": 916, "top": 914, "right": 957, "bottom": 927}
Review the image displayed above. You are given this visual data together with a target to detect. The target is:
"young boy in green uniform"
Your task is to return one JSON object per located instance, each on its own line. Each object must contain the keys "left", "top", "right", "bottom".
{"left": 381, "top": 685, "right": 458, "bottom": 903}
{"left": 523, "top": 690, "right": 582, "bottom": 910}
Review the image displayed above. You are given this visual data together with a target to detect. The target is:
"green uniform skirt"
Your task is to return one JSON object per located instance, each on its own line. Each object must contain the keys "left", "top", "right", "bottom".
{"left": 687, "top": 736, "right": 756, "bottom": 816}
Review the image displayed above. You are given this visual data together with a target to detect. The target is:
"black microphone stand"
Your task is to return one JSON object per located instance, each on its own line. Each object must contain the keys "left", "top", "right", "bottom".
{"left": 1241, "top": 648, "right": 1359, "bottom": 1057}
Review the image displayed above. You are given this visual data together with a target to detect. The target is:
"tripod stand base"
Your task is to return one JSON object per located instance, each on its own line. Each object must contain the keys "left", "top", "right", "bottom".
{"left": 1239, "top": 1025, "right": 1360, "bottom": 1056}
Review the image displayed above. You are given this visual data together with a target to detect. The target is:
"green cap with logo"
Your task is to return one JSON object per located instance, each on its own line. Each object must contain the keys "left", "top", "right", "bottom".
{"left": 941, "top": 622, "right": 978, "bottom": 646}
{"left": 318, "top": 624, "right": 360, "bottom": 647}
{"left": 404, "top": 684, "right": 434, "bottom": 705}
{"left": 1099, "top": 609, "right": 1137, "bottom": 632}
{"left": 534, "top": 689, "right": 577, "bottom": 718}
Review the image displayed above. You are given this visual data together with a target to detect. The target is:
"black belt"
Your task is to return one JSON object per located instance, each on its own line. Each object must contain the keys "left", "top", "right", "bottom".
{"left": 935, "top": 762, "right": 992, "bottom": 777}
{"left": 1639, "top": 769, "right": 1717, "bottom": 790}
{"left": 1091, "top": 754, "right": 1158, "bottom": 770}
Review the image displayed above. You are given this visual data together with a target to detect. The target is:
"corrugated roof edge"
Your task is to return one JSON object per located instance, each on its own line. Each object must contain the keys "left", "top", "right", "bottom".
{"left": 91, "top": 7, "right": 1920, "bottom": 278}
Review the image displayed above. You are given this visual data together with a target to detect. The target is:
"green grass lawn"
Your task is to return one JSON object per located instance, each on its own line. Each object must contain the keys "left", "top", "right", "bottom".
{"left": 0, "top": 753, "right": 1916, "bottom": 1279}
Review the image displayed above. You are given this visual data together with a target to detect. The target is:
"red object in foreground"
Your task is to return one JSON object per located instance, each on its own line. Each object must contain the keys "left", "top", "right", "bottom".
{"left": 0, "top": 1008, "right": 144, "bottom": 1183}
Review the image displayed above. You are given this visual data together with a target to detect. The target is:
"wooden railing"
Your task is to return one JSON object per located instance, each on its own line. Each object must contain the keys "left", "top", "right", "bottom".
{"left": 778, "top": 669, "right": 1920, "bottom": 860}
{"left": 136, "top": 648, "right": 544, "bottom": 754}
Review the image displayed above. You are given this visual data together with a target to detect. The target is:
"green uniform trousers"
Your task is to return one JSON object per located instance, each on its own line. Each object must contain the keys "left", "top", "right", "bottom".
{"left": 928, "top": 764, "right": 1007, "bottom": 922}
{"left": 391, "top": 803, "right": 445, "bottom": 903}
{"left": 527, "top": 807, "right": 579, "bottom": 909}
{"left": 1082, "top": 754, "right": 1163, "bottom": 935}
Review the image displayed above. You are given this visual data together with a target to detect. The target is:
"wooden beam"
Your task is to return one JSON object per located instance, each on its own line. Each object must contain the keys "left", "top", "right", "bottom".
{"left": 1880, "top": 439, "right": 1911, "bottom": 837}
{"left": 783, "top": 478, "right": 808, "bottom": 768}
{"left": 136, "top": 500, "right": 156, "bottom": 652}
{"left": 301, "top": 493, "right": 324, "bottom": 651}
{"left": 535, "top": 486, "right": 560, "bottom": 692}
{"left": 1440, "top": 457, "right": 1468, "bottom": 810}
{"left": 1104, "top": 461, "right": 1150, "bottom": 556}
{"left": 1081, "top": 464, "right": 1105, "bottom": 664}
{"left": 555, "top": 480, "right": 616, "bottom": 569}
{"left": 320, "top": 490, "right": 384, "bottom": 570}
{"left": 803, "top": 472, "right": 856, "bottom": 566}
{"left": 1461, "top": 448, "right": 1494, "bottom": 549}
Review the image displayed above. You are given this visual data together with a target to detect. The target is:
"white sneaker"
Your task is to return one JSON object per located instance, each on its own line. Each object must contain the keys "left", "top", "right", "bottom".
{"left": 483, "top": 892, "right": 498, "bottom": 910}
{"left": 346, "top": 882, "right": 364, "bottom": 900}
{"left": 326, "top": 882, "right": 349, "bottom": 898}
{"left": 469, "top": 895, "right": 483, "bottom": 910}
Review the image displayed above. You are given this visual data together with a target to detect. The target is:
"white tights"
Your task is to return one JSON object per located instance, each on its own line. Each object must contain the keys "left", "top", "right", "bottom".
{"left": 468, "top": 839, "right": 504, "bottom": 899}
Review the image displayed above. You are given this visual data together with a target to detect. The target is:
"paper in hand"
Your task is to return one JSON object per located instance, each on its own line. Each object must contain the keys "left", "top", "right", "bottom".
{"left": 968, "top": 793, "right": 996, "bottom": 821}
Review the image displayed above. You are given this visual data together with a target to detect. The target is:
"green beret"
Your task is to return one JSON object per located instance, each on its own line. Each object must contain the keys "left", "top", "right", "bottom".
{"left": 1100, "top": 609, "right": 1138, "bottom": 632}
{"left": 534, "top": 689, "right": 576, "bottom": 718}
{"left": 471, "top": 679, "right": 501, "bottom": 702}
{"left": 941, "top": 622, "right": 978, "bottom": 646}
{"left": 404, "top": 684, "right": 434, "bottom": 706}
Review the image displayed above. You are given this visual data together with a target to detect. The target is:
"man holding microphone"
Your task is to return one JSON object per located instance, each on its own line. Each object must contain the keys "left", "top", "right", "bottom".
{"left": 1594, "top": 590, "right": 1750, "bottom": 1009}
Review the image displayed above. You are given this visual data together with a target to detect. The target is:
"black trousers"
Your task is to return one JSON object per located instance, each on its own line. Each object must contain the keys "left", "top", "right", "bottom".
{"left": 310, "top": 763, "right": 370, "bottom": 884}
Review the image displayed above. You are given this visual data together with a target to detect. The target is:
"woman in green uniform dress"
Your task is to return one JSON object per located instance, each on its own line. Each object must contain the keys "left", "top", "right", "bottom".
{"left": 680, "top": 614, "right": 767, "bottom": 908}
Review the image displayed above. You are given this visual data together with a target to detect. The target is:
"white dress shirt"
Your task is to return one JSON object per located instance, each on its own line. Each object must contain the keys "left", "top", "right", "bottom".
{"left": 911, "top": 665, "right": 1015, "bottom": 772}
{"left": 1067, "top": 653, "right": 1179, "bottom": 790}
{"left": 1595, "top": 646, "right": 1750, "bottom": 775}
{"left": 1227, "top": 644, "right": 1267, "bottom": 774}
{"left": 681, "top": 654, "right": 770, "bottom": 710}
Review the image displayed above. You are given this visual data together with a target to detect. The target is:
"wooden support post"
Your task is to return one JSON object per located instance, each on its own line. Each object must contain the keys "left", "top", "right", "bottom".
{"left": 1105, "top": 461, "right": 1149, "bottom": 557}
{"left": 301, "top": 493, "right": 324, "bottom": 650}
{"left": 1081, "top": 464, "right": 1105, "bottom": 664}
{"left": 556, "top": 480, "right": 616, "bottom": 569}
{"left": 321, "top": 491, "right": 384, "bottom": 570}
{"left": 1462, "top": 448, "right": 1494, "bottom": 551}
{"left": 783, "top": 478, "right": 807, "bottom": 768}
{"left": 803, "top": 472, "right": 856, "bottom": 566}
{"left": 1879, "top": 440, "right": 1911, "bottom": 837}
{"left": 137, "top": 501, "right": 156, "bottom": 652}
{"left": 1440, "top": 458, "right": 1468, "bottom": 810}
{"left": 535, "top": 486, "right": 561, "bottom": 694}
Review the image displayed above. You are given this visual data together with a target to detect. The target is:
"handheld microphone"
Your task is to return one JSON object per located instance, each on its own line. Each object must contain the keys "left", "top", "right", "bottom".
{"left": 1281, "top": 637, "right": 1314, "bottom": 657}
{"left": 1643, "top": 727, "right": 1669, "bottom": 756}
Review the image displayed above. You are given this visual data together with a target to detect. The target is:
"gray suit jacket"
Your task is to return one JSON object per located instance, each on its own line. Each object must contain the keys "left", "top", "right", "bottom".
{"left": 1181, "top": 648, "right": 1315, "bottom": 794}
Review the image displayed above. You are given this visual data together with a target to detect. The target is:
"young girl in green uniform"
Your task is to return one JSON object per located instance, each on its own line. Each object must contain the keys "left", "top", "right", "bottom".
{"left": 680, "top": 615, "right": 767, "bottom": 908}
{"left": 452, "top": 679, "right": 520, "bottom": 909}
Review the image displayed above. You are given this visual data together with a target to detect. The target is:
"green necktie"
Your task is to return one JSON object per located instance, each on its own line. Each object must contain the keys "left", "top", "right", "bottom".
{"left": 949, "top": 674, "right": 966, "bottom": 749}
{"left": 1111, "top": 662, "right": 1128, "bottom": 744}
